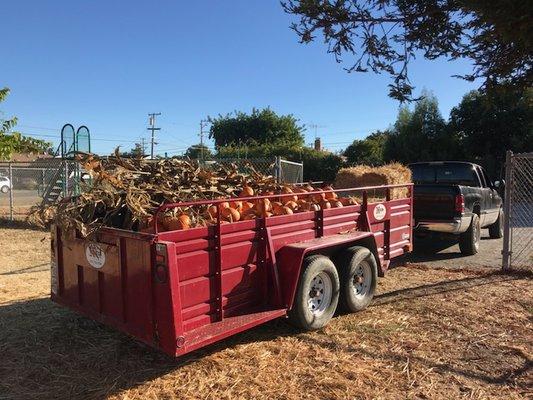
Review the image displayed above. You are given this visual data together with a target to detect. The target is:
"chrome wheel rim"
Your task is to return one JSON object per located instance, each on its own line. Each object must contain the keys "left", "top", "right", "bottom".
{"left": 307, "top": 272, "right": 332, "bottom": 316}
{"left": 352, "top": 261, "right": 372, "bottom": 299}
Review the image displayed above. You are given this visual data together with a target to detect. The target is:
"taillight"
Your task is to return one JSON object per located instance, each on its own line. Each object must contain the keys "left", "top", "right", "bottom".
{"left": 455, "top": 194, "right": 465, "bottom": 213}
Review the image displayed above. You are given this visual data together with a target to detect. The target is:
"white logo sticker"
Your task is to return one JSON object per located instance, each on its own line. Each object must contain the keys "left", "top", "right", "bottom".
{"left": 85, "top": 243, "right": 106, "bottom": 269}
{"left": 373, "top": 204, "right": 387, "bottom": 221}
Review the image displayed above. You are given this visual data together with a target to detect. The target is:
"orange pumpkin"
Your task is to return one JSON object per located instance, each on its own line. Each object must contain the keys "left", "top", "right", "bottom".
{"left": 323, "top": 185, "right": 338, "bottom": 200}
{"left": 254, "top": 198, "right": 272, "bottom": 214}
{"left": 240, "top": 186, "right": 254, "bottom": 197}
{"left": 308, "top": 203, "right": 321, "bottom": 212}
{"left": 312, "top": 192, "right": 326, "bottom": 203}
{"left": 229, "top": 200, "right": 243, "bottom": 212}
{"left": 166, "top": 214, "right": 191, "bottom": 231}
{"left": 331, "top": 200, "right": 343, "bottom": 208}
{"left": 281, "top": 186, "right": 298, "bottom": 202}
{"left": 242, "top": 201, "right": 254, "bottom": 212}
{"left": 320, "top": 200, "right": 331, "bottom": 209}
{"left": 284, "top": 200, "right": 298, "bottom": 211}
{"left": 221, "top": 207, "right": 241, "bottom": 222}
{"left": 271, "top": 201, "right": 284, "bottom": 215}
{"left": 207, "top": 205, "right": 218, "bottom": 219}
{"left": 281, "top": 206, "right": 293, "bottom": 215}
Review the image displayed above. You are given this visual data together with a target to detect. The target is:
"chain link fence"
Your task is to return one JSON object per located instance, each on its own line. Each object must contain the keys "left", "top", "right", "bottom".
{"left": 0, "top": 157, "right": 303, "bottom": 221}
{"left": 502, "top": 151, "right": 533, "bottom": 270}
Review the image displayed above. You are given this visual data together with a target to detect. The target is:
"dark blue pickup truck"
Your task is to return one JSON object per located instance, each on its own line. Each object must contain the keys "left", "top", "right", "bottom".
{"left": 409, "top": 161, "right": 503, "bottom": 255}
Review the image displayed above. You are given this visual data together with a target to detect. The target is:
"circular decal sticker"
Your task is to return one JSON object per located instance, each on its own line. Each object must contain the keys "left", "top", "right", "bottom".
{"left": 373, "top": 204, "right": 387, "bottom": 221}
{"left": 85, "top": 243, "right": 106, "bottom": 269}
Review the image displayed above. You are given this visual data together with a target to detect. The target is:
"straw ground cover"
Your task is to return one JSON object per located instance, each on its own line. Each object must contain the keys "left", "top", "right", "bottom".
{"left": 0, "top": 226, "right": 531, "bottom": 399}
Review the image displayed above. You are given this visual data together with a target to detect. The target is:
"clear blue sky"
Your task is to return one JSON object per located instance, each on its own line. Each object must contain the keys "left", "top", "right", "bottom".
{"left": 2, "top": 0, "right": 479, "bottom": 156}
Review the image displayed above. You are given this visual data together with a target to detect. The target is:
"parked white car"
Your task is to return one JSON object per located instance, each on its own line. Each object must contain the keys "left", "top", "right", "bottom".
{"left": 0, "top": 176, "right": 12, "bottom": 193}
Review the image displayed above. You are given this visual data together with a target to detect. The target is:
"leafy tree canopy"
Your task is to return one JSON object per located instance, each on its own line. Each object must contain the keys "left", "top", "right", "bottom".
{"left": 0, "top": 87, "right": 51, "bottom": 160}
{"left": 449, "top": 86, "right": 533, "bottom": 176}
{"left": 121, "top": 143, "right": 145, "bottom": 158}
{"left": 343, "top": 130, "right": 389, "bottom": 165}
{"left": 185, "top": 144, "right": 212, "bottom": 160}
{"left": 208, "top": 108, "right": 305, "bottom": 148}
{"left": 282, "top": 0, "right": 532, "bottom": 101}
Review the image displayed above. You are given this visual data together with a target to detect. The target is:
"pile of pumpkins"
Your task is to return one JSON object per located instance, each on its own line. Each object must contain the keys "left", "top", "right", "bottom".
{"left": 160, "top": 184, "right": 358, "bottom": 231}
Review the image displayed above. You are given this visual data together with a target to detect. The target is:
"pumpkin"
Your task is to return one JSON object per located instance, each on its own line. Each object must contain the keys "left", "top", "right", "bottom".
{"left": 239, "top": 186, "right": 254, "bottom": 197}
{"left": 284, "top": 200, "right": 298, "bottom": 210}
{"left": 320, "top": 200, "right": 331, "bottom": 209}
{"left": 221, "top": 207, "right": 241, "bottom": 222}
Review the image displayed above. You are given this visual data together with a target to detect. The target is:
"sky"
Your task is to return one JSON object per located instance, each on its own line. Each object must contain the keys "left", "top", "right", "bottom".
{"left": 2, "top": 0, "right": 480, "bottom": 156}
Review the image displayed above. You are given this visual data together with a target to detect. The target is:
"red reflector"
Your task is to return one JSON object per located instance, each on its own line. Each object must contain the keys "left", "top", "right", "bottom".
{"left": 455, "top": 194, "right": 465, "bottom": 213}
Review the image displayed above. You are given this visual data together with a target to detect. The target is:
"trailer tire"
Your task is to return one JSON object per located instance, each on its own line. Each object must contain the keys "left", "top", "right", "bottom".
{"left": 337, "top": 246, "right": 378, "bottom": 312}
{"left": 288, "top": 255, "right": 339, "bottom": 331}
{"left": 459, "top": 214, "right": 480, "bottom": 255}
{"left": 488, "top": 208, "right": 503, "bottom": 239}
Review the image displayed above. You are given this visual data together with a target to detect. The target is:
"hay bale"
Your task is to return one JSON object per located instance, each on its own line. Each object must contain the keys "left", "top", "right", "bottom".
{"left": 334, "top": 163, "right": 412, "bottom": 199}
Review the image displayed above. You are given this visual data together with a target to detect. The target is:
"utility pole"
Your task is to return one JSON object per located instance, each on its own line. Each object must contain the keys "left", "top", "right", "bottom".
{"left": 199, "top": 119, "right": 208, "bottom": 161}
{"left": 140, "top": 137, "right": 147, "bottom": 157}
{"left": 147, "top": 112, "right": 161, "bottom": 159}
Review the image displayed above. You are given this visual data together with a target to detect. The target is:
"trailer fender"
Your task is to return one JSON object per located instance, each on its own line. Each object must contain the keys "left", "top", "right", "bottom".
{"left": 277, "top": 232, "right": 379, "bottom": 310}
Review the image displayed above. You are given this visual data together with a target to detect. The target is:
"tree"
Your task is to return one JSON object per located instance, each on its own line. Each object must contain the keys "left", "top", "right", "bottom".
{"left": 384, "top": 91, "right": 457, "bottom": 163}
{"left": 449, "top": 86, "right": 533, "bottom": 177}
{"left": 122, "top": 143, "right": 145, "bottom": 158}
{"left": 343, "top": 130, "right": 389, "bottom": 165}
{"left": 282, "top": 1, "right": 532, "bottom": 101}
{"left": 208, "top": 108, "right": 305, "bottom": 148}
{"left": 185, "top": 144, "right": 212, "bottom": 160}
{"left": 0, "top": 87, "right": 51, "bottom": 160}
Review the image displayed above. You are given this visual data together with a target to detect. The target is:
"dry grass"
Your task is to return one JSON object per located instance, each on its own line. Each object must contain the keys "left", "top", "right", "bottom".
{"left": 0, "top": 227, "right": 531, "bottom": 399}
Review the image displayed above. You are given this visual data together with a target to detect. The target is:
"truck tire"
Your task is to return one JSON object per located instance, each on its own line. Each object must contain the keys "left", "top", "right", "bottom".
{"left": 288, "top": 255, "right": 340, "bottom": 331}
{"left": 459, "top": 214, "right": 480, "bottom": 255}
{"left": 488, "top": 208, "right": 504, "bottom": 239}
{"left": 0, "top": 185, "right": 8, "bottom": 193}
{"left": 337, "top": 246, "right": 378, "bottom": 313}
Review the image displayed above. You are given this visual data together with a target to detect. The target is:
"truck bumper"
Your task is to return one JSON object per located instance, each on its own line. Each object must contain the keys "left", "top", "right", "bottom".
{"left": 415, "top": 216, "right": 471, "bottom": 234}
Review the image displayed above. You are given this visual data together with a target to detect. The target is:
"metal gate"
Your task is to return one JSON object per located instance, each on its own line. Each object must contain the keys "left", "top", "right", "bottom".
{"left": 502, "top": 151, "right": 533, "bottom": 270}
{"left": 275, "top": 157, "right": 303, "bottom": 184}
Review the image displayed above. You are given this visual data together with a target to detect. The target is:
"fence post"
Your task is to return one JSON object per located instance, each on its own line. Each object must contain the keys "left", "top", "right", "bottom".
{"left": 275, "top": 156, "right": 281, "bottom": 183}
{"left": 8, "top": 162, "right": 13, "bottom": 221}
{"left": 502, "top": 150, "right": 512, "bottom": 270}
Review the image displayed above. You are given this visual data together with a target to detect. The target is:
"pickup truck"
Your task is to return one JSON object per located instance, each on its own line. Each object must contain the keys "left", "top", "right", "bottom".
{"left": 409, "top": 161, "right": 503, "bottom": 255}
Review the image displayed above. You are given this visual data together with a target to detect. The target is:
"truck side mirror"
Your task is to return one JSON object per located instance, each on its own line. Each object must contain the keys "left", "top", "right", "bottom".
{"left": 494, "top": 180, "right": 505, "bottom": 189}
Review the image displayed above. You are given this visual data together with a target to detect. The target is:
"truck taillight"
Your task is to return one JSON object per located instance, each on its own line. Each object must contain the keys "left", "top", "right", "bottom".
{"left": 455, "top": 194, "right": 465, "bottom": 213}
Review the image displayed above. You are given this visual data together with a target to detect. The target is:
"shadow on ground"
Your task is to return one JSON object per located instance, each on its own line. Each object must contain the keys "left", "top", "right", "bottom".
{"left": 0, "top": 269, "right": 529, "bottom": 399}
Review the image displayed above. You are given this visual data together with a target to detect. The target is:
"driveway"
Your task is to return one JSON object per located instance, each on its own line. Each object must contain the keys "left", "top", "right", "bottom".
{"left": 409, "top": 229, "right": 503, "bottom": 269}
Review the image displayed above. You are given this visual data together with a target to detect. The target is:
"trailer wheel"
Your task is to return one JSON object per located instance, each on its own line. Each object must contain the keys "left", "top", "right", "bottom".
{"left": 459, "top": 214, "right": 480, "bottom": 255}
{"left": 338, "top": 246, "right": 377, "bottom": 312}
{"left": 288, "top": 255, "right": 339, "bottom": 330}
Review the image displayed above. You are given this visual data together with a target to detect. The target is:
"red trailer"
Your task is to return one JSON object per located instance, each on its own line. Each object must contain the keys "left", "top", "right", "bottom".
{"left": 50, "top": 184, "right": 413, "bottom": 357}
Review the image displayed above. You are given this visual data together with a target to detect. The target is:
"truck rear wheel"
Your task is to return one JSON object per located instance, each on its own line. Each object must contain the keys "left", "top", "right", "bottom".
{"left": 338, "top": 246, "right": 377, "bottom": 312}
{"left": 288, "top": 255, "right": 339, "bottom": 330}
{"left": 459, "top": 214, "right": 480, "bottom": 255}
{"left": 488, "top": 208, "right": 504, "bottom": 239}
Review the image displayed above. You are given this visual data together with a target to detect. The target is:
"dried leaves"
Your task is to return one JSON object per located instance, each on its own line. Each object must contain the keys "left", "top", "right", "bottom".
{"left": 29, "top": 151, "right": 283, "bottom": 237}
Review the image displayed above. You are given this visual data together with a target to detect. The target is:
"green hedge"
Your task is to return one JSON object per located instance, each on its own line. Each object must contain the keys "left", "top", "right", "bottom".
{"left": 216, "top": 144, "right": 344, "bottom": 182}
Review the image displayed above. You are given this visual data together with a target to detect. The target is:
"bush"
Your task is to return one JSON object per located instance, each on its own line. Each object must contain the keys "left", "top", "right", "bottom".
{"left": 215, "top": 143, "right": 344, "bottom": 182}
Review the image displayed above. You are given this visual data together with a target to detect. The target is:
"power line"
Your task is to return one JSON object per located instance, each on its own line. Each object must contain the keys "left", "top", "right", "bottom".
{"left": 147, "top": 112, "right": 161, "bottom": 159}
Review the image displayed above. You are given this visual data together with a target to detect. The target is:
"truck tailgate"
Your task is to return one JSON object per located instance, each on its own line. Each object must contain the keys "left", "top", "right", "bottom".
{"left": 413, "top": 184, "right": 458, "bottom": 221}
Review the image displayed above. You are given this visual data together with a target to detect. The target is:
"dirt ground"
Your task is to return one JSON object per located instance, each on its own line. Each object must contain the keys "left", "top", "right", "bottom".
{"left": 0, "top": 225, "right": 531, "bottom": 400}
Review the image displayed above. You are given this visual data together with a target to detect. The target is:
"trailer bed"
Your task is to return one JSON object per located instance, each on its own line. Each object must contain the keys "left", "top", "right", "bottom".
{"left": 51, "top": 184, "right": 413, "bottom": 356}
